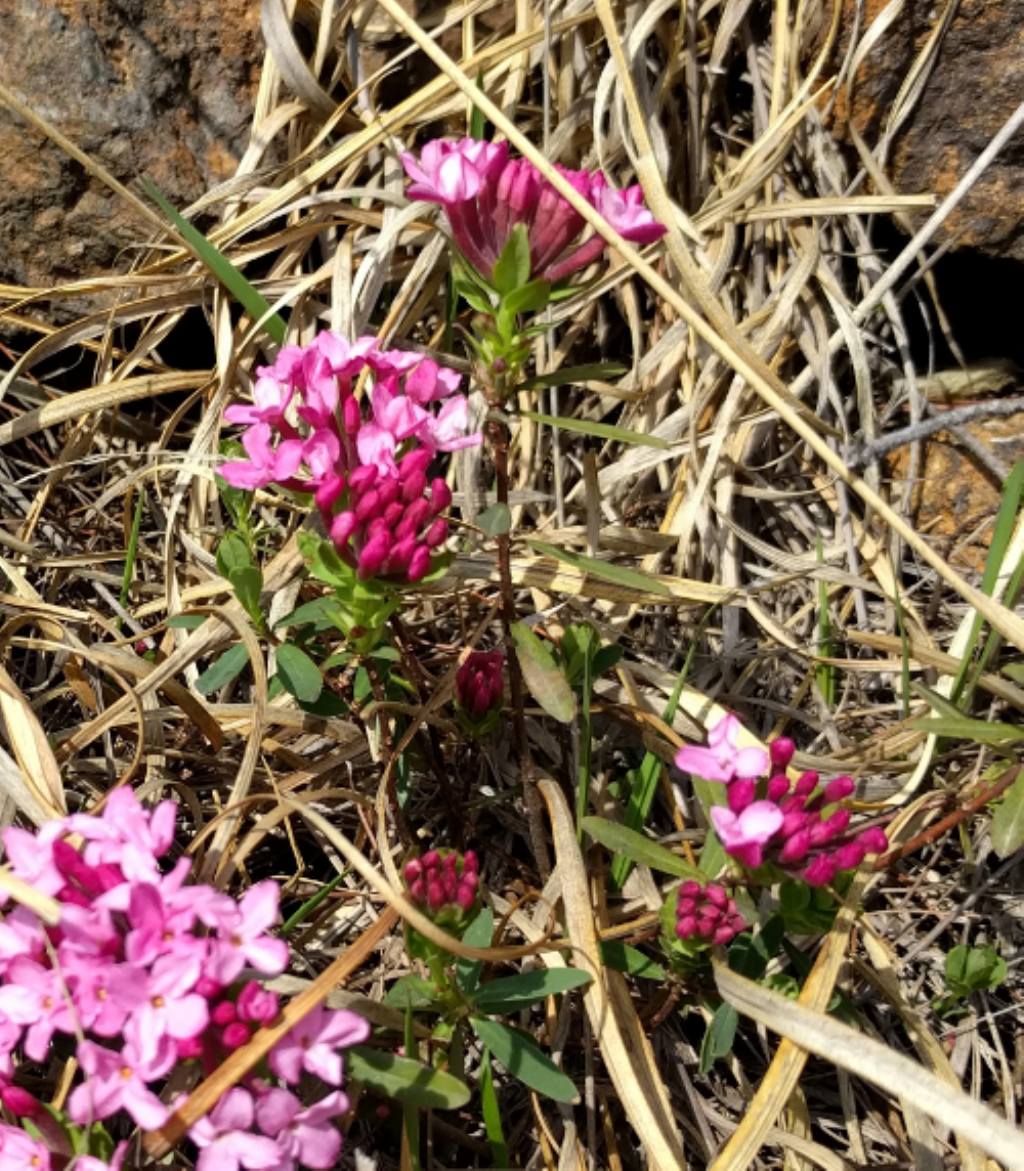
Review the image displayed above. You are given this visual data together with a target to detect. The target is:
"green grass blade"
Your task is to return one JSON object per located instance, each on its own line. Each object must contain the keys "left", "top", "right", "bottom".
{"left": 142, "top": 178, "right": 287, "bottom": 345}
{"left": 528, "top": 540, "right": 671, "bottom": 596}
{"left": 520, "top": 408, "right": 668, "bottom": 449}
{"left": 119, "top": 487, "right": 145, "bottom": 611}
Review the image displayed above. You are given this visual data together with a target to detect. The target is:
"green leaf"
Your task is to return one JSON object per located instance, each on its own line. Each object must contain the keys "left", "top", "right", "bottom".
{"left": 216, "top": 531, "right": 253, "bottom": 579}
{"left": 476, "top": 503, "right": 512, "bottom": 537}
{"left": 909, "top": 717, "right": 1024, "bottom": 745}
{"left": 519, "top": 363, "right": 629, "bottom": 391}
{"left": 510, "top": 622, "right": 576, "bottom": 724}
{"left": 275, "top": 643, "right": 323, "bottom": 704}
{"left": 468, "top": 1017, "right": 578, "bottom": 1103}
{"left": 581, "top": 816, "right": 704, "bottom": 879}
{"left": 1001, "top": 661, "right": 1024, "bottom": 683}
{"left": 229, "top": 566, "right": 263, "bottom": 620}
{"left": 472, "top": 968, "right": 591, "bottom": 1013}
{"left": 699, "top": 1002, "right": 738, "bottom": 1074}
{"left": 274, "top": 596, "right": 349, "bottom": 632}
{"left": 469, "top": 72, "right": 488, "bottom": 140}
{"left": 456, "top": 905, "right": 493, "bottom": 996}
{"left": 142, "top": 178, "right": 286, "bottom": 345}
{"left": 600, "top": 940, "right": 667, "bottom": 981}
{"left": 168, "top": 614, "right": 207, "bottom": 630}
{"left": 991, "top": 769, "right": 1024, "bottom": 858}
{"left": 502, "top": 277, "right": 551, "bottom": 316}
{"left": 528, "top": 541, "right": 672, "bottom": 597}
{"left": 591, "top": 644, "right": 624, "bottom": 676}
{"left": 383, "top": 975, "right": 439, "bottom": 1010}
{"left": 520, "top": 410, "right": 669, "bottom": 450}
{"left": 297, "top": 532, "right": 356, "bottom": 590}
{"left": 478, "top": 1048, "right": 509, "bottom": 1168}
{"left": 347, "top": 1046, "right": 471, "bottom": 1110}
{"left": 491, "top": 224, "right": 532, "bottom": 295}
{"left": 945, "top": 943, "right": 1008, "bottom": 998}
{"left": 195, "top": 644, "right": 249, "bottom": 695}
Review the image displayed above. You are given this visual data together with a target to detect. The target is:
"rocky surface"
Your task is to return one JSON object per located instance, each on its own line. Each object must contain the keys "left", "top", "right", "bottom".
{"left": 834, "top": 0, "right": 1024, "bottom": 261}
{"left": 0, "top": 0, "right": 262, "bottom": 288}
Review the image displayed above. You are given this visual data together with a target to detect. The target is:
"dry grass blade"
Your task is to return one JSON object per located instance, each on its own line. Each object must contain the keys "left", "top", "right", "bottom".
{"left": 539, "top": 778, "right": 688, "bottom": 1171}
{"left": 0, "top": 663, "right": 65, "bottom": 822}
{"left": 714, "top": 962, "right": 1024, "bottom": 1171}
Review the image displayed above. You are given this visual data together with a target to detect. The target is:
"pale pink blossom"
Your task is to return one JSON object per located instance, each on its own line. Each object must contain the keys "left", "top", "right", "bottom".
{"left": 709, "top": 802, "right": 784, "bottom": 869}
{"left": 256, "top": 1087, "right": 349, "bottom": 1169}
{"left": 674, "top": 713, "right": 769, "bottom": 784}
{"left": 268, "top": 1005, "right": 370, "bottom": 1085}
{"left": 218, "top": 423, "right": 305, "bottom": 491}
{"left": 69, "top": 1037, "right": 175, "bottom": 1129}
{"left": 207, "top": 881, "right": 289, "bottom": 984}
{"left": 189, "top": 1089, "right": 284, "bottom": 1171}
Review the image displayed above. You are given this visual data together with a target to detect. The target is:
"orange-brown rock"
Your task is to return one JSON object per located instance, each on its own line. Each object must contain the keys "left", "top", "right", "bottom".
{"left": 0, "top": 0, "right": 263, "bottom": 288}
{"left": 834, "top": 0, "right": 1024, "bottom": 260}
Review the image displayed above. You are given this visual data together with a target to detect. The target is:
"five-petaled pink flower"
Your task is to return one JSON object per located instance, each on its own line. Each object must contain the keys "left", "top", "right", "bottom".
{"left": 189, "top": 1088, "right": 283, "bottom": 1171}
{"left": 674, "top": 713, "right": 769, "bottom": 783}
{"left": 269, "top": 1005, "right": 370, "bottom": 1085}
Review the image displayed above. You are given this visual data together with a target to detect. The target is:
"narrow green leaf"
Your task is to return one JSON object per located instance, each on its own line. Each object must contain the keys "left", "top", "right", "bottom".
{"left": 909, "top": 717, "right": 1024, "bottom": 745}
{"left": 478, "top": 1049, "right": 509, "bottom": 1168}
{"left": 476, "top": 502, "right": 512, "bottom": 537}
{"left": 195, "top": 644, "right": 249, "bottom": 695}
{"left": 528, "top": 541, "right": 672, "bottom": 597}
{"left": 168, "top": 614, "right": 207, "bottom": 630}
{"left": 119, "top": 488, "right": 145, "bottom": 610}
{"left": 468, "top": 1017, "right": 578, "bottom": 1103}
{"left": 581, "top": 816, "right": 704, "bottom": 879}
{"left": 519, "top": 363, "right": 629, "bottom": 391}
{"left": 229, "top": 566, "right": 263, "bottom": 620}
{"left": 456, "top": 905, "right": 493, "bottom": 996}
{"left": 281, "top": 870, "right": 347, "bottom": 935}
{"left": 275, "top": 643, "right": 323, "bottom": 704}
{"left": 472, "top": 968, "right": 591, "bottom": 1013}
{"left": 502, "top": 277, "right": 551, "bottom": 316}
{"left": 491, "top": 224, "right": 532, "bottom": 295}
{"left": 274, "top": 596, "right": 348, "bottom": 632}
{"left": 699, "top": 1003, "right": 738, "bottom": 1073}
{"left": 510, "top": 622, "right": 576, "bottom": 724}
{"left": 520, "top": 409, "right": 669, "bottom": 450}
{"left": 991, "top": 768, "right": 1024, "bottom": 858}
{"left": 469, "top": 72, "right": 487, "bottom": 140}
{"left": 383, "top": 975, "right": 439, "bottom": 1010}
{"left": 143, "top": 178, "right": 286, "bottom": 344}
{"left": 600, "top": 940, "right": 667, "bottom": 981}
{"left": 347, "top": 1047, "right": 471, "bottom": 1110}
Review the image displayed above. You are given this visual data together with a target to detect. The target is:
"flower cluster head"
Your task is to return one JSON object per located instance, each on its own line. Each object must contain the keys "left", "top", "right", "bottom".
{"left": 220, "top": 333, "right": 479, "bottom": 583}
{"left": 0, "top": 788, "right": 370, "bottom": 1170}
{"left": 404, "top": 849, "right": 480, "bottom": 918}
{"left": 675, "top": 714, "right": 888, "bottom": 886}
{"left": 455, "top": 649, "right": 504, "bottom": 724}
{"left": 673, "top": 880, "right": 746, "bottom": 947}
{"left": 401, "top": 137, "right": 666, "bottom": 286}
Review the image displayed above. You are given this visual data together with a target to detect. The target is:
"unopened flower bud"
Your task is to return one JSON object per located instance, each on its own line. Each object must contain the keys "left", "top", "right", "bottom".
{"left": 455, "top": 650, "right": 505, "bottom": 721}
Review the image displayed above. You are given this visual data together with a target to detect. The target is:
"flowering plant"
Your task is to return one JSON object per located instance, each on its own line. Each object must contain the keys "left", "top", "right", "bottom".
{"left": 0, "top": 788, "right": 369, "bottom": 1170}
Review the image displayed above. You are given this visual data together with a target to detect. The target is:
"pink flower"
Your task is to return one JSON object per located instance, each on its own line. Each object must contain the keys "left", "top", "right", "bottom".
{"left": 709, "top": 802, "right": 784, "bottom": 869}
{"left": 189, "top": 1088, "right": 284, "bottom": 1171}
{"left": 256, "top": 1087, "right": 349, "bottom": 1169}
{"left": 0, "top": 957, "right": 76, "bottom": 1061}
{"left": 268, "top": 1006, "right": 370, "bottom": 1085}
{"left": 129, "top": 951, "right": 209, "bottom": 1050}
{"left": 224, "top": 372, "right": 295, "bottom": 427}
{"left": 218, "top": 423, "right": 305, "bottom": 491}
{"left": 0, "top": 1127, "right": 51, "bottom": 1171}
{"left": 404, "top": 357, "right": 462, "bottom": 404}
{"left": 207, "top": 881, "right": 289, "bottom": 984}
{"left": 69, "top": 1037, "right": 175, "bottom": 1129}
{"left": 674, "top": 713, "right": 770, "bottom": 784}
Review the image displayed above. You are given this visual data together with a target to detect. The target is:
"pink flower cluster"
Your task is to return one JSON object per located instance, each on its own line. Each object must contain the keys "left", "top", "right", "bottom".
{"left": 220, "top": 333, "right": 479, "bottom": 583}
{"left": 675, "top": 715, "right": 888, "bottom": 886}
{"left": 0, "top": 788, "right": 370, "bottom": 1170}
{"left": 401, "top": 138, "right": 666, "bottom": 284}
{"left": 455, "top": 650, "right": 504, "bottom": 719}
{"left": 404, "top": 849, "right": 479, "bottom": 914}
{"left": 673, "top": 880, "right": 746, "bottom": 947}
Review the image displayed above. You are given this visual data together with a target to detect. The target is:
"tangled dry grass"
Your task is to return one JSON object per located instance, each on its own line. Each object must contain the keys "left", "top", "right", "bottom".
{"left": 0, "top": 0, "right": 1022, "bottom": 1167}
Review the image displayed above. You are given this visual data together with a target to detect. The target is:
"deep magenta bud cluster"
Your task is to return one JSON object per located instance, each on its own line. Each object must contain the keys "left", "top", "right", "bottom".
{"left": 455, "top": 650, "right": 504, "bottom": 719}
{"left": 675, "top": 880, "right": 746, "bottom": 947}
{"left": 404, "top": 849, "right": 479, "bottom": 913}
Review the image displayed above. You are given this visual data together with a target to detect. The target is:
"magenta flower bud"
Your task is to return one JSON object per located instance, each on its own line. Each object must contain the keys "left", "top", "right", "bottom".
{"left": 237, "top": 980, "right": 279, "bottom": 1024}
{"left": 778, "top": 827, "right": 812, "bottom": 864}
{"left": 679, "top": 879, "right": 702, "bottom": 897}
{"left": 404, "top": 859, "right": 423, "bottom": 882}
{"left": 442, "top": 852, "right": 458, "bottom": 871}
{"left": 769, "top": 736, "right": 796, "bottom": 769}
{"left": 823, "top": 776, "right": 855, "bottom": 804}
{"left": 713, "top": 923, "right": 739, "bottom": 946}
{"left": 399, "top": 446, "right": 432, "bottom": 481}
{"left": 832, "top": 841, "right": 867, "bottom": 872}
{"left": 455, "top": 881, "right": 477, "bottom": 910}
{"left": 349, "top": 463, "right": 378, "bottom": 493}
{"left": 676, "top": 896, "right": 697, "bottom": 916}
{"left": 343, "top": 394, "right": 361, "bottom": 434}
{"left": 429, "top": 478, "right": 452, "bottom": 515}
{"left": 697, "top": 915, "right": 718, "bottom": 937}
{"left": 427, "top": 880, "right": 446, "bottom": 911}
{"left": 354, "top": 488, "right": 382, "bottom": 523}
{"left": 196, "top": 977, "right": 223, "bottom": 999}
{"left": 377, "top": 476, "right": 401, "bottom": 509}
{"left": 424, "top": 518, "right": 447, "bottom": 548}
{"left": 677, "top": 915, "right": 697, "bottom": 939}
{"left": 315, "top": 472, "right": 346, "bottom": 515}
{"left": 455, "top": 650, "right": 505, "bottom": 719}
{"left": 727, "top": 778, "right": 755, "bottom": 813}
{"left": 421, "top": 850, "right": 440, "bottom": 870}
{"left": 704, "top": 883, "right": 728, "bottom": 908}
{"left": 409, "top": 876, "right": 426, "bottom": 902}
{"left": 330, "top": 510, "right": 358, "bottom": 549}
{"left": 177, "top": 1035, "right": 204, "bottom": 1060}
{"left": 463, "top": 850, "right": 478, "bottom": 872}
{"left": 407, "top": 545, "right": 432, "bottom": 582}
{"left": 803, "top": 854, "right": 837, "bottom": 886}
{"left": 780, "top": 810, "right": 810, "bottom": 838}
{"left": 402, "top": 469, "right": 428, "bottom": 504}
{"left": 794, "top": 771, "right": 819, "bottom": 797}
{"left": 212, "top": 1000, "right": 238, "bottom": 1026}
{"left": 221, "top": 1022, "right": 251, "bottom": 1050}
{"left": 395, "top": 498, "right": 431, "bottom": 540}
{"left": 858, "top": 826, "right": 888, "bottom": 854}
{"left": 766, "top": 775, "right": 790, "bottom": 801}
{"left": 357, "top": 532, "right": 391, "bottom": 578}
{"left": 1, "top": 1085, "right": 41, "bottom": 1118}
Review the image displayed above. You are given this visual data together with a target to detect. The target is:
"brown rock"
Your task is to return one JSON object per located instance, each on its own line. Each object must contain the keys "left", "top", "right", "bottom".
{"left": 834, "top": 0, "right": 1024, "bottom": 261}
{"left": 0, "top": 0, "right": 262, "bottom": 287}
